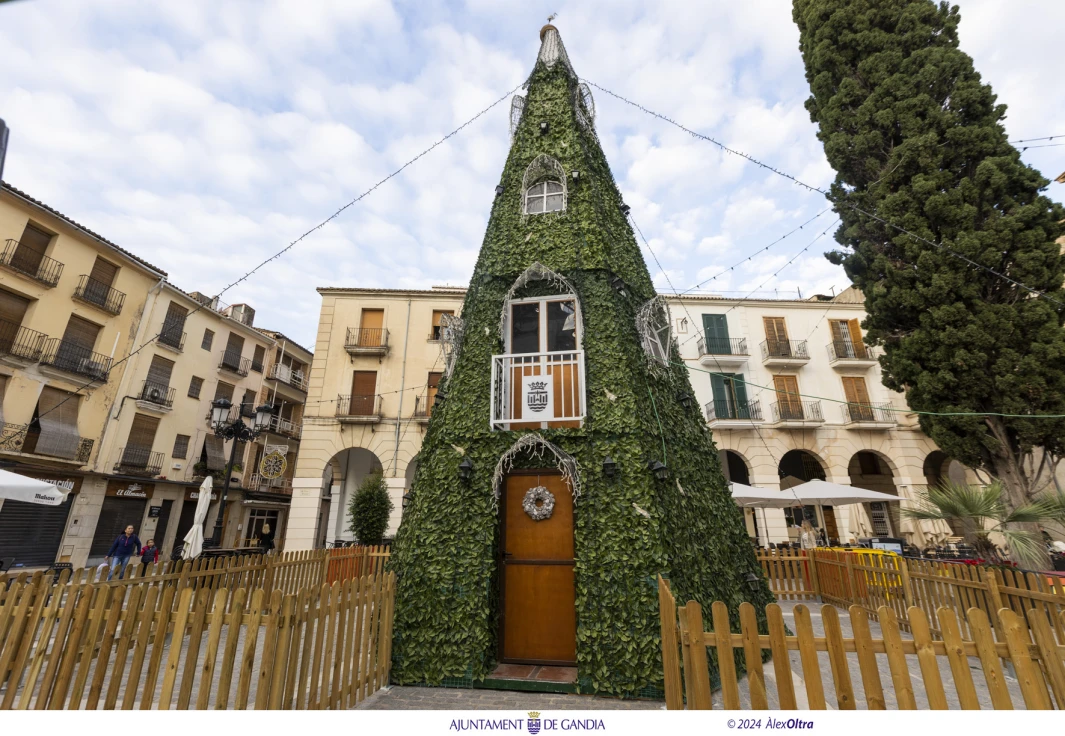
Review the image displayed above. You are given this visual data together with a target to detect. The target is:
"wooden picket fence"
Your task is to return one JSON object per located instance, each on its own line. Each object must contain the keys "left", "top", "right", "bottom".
{"left": 658, "top": 576, "right": 1065, "bottom": 710}
{"left": 0, "top": 546, "right": 390, "bottom": 609}
{"left": 0, "top": 568, "right": 395, "bottom": 710}
{"left": 756, "top": 550, "right": 1065, "bottom": 645}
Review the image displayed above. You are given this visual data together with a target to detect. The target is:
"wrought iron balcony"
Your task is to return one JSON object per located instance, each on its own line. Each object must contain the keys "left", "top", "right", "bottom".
{"left": 248, "top": 473, "right": 293, "bottom": 495}
{"left": 490, "top": 350, "right": 586, "bottom": 429}
{"left": 0, "top": 319, "right": 47, "bottom": 362}
{"left": 770, "top": 400, "right": 823, "bottom": 424}
{"left": 344, "top": 327, "right": 389, "bottom": 355}
{"left": 114, "top": 445, "right": 164, "bottom": 476}
{"left": 157, "top": 320, "right": 186, "bottom": 352}
{"left": 1, "top": 422, "right": 94, "bottom": 463}
{"left": 268, "top": 363, "right": 307, "bottom": 391}
{"left": 760, "top": 339, "right": 810, "bottom": 365}
{"left": 705, "top": 398, "right": 762, "bottom": 423}
{"left": 269, "top": 414, "right": 302, "bottom": 438}
{"left": 218, "top": 349, "right": 250, "bottom": 376}
{"left": 697, "top": 336, "right": 748, "bottom": 356}
{"left": 335, "top": 394, "right": 382, "bottom": 422}
{"left": 827, "top": 340, "right": 879, "bottom": 366}
{"left": 1, "top": 238, "right": 64, "bottom": 287}
{"left": 412, "top": 393, "right": 433, "bottom": 423}
{"left": 39, "top": 339, "right": 112, "bottom": 381}
{"left": 138, "top": 380, "right": 175, "bottom": 409}
{"left": 72, "top": 275, "right": 125, "bottom": 315}
{"left": 842, "top": 401, "right": 896, "bottom": 426}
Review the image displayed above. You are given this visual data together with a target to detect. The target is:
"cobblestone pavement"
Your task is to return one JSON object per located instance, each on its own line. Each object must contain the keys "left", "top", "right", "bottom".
{"left": 356, "top": 686, "right": 665, "bottom": 710}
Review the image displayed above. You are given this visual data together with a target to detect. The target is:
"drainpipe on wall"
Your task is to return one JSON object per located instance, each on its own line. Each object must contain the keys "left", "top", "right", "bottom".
{"left": 392, "top": 298, "right": 413, "bottom": 478}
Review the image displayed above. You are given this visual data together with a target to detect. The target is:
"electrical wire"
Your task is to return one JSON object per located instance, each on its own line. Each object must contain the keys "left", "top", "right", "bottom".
{"left": 1010, "top": 135, "right": 1063, "bottom": 144}
{"left": 33, "top": 81, "right": 522, "bottom": 424}
{"left": 585, "top": 79, "right": 1065, "bottom": 310}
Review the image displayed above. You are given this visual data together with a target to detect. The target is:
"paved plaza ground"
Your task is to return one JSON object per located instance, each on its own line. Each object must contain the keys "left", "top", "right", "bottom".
{"left": 357, "top": 600, "right": 1028, "bottom": 710}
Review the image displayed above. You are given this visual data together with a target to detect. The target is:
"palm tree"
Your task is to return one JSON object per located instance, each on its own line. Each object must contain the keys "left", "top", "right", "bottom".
{"left": 902, "top": 481, "right": 1065, "bottom": 568}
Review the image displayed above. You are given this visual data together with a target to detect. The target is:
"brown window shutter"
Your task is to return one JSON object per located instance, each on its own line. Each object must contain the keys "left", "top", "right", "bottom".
{"left": 773, "top": 375, "right": 801, "bottom": 415}
{"left": 842, "top": 376, "right": 860, "bottom": 404}
{"left": 847, "top": 319, "right": 866, "bottom": 359}
{"left": 0, "top": 375, "right": 7, "bottom": 425}
{"left": 0, "top": 288, "right": 31, "bottom": 326}
{"left": 427, "top": 371, "right": 442, "bottom": 389}
{"left": 13, "top": 224, "right": 51, "bottom": 273}
{"left": 88, "top": 257, "right": 119, "bottom": 287}
{"left": 242, "top": 389, "right": 257, "bottom": 413}
{"left": 351, "top": 370, "right": 377, "bottom": 396}
{"left": 204, "top": 436, "right": 227, "bottom": 470}
{"left": 126, "top": 413, "right": 161, "bottom": 450}
{"left": 763, "top": 317, "right": 788, "bottom": 343}
{"left": 35, "top": 387, "right": 82, "bottom": 459}
{"left": 830, "top": 320, "right": 847, "bottom": 344}
{"left": 165, "top": 301, "right": 189, "bottom": 325}
{"left": 252, "top": 344, "right": 265, "bottom": 369}
{"left": 146, "top": 354, "right": 175, "bottom": 386}
{"left": 62, "top": 315, "right": 102, "bottom": 350}
{"left": 225, "top": 332, "right": 245, "bottom": 355}
{"left": 173, "top": 434, "right": 191, "bottom": 459}
{"left": 188, "top": 376, "right": 204, "bottom": 398}
{"left": 201, "top": 329, "right": 214, "bottom": 350}
{"left": 214, "top": 381, "right": 235, "bottom": 402}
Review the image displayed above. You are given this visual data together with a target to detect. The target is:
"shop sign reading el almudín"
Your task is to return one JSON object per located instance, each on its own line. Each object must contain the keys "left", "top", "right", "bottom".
{"left": 105, "top": 480, "right": 155, "bottom": 499}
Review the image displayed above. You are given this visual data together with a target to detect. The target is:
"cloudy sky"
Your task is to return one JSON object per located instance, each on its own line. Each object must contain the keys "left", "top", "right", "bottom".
{"left": 1, "top": 0, "right": 1062, "bottom": 347}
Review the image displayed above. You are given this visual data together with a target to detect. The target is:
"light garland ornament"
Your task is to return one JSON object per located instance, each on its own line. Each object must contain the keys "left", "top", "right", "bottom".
{"left": 522, "top": 485, "right": 556, "bottom": 521}
{"left": 259, "top": 449, "right": 287, "bottom": 480}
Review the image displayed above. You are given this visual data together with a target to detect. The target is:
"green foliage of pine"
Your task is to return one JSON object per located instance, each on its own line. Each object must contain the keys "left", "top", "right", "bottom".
{"left": 389, "top": 41, "right": 775, "bottom": 696}
{"left": 793, "top": 0, "right": 1065, "bottom": 504}
{"left": 347, "top": 472, "right": 393, "bottom": 546}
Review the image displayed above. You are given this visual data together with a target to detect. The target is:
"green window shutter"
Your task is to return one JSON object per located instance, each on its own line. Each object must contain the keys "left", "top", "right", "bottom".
{"left": 710, "top": 374, "right": 729, "bottom": 417}
{"left": 730, "top": 374, "right": 749, "bottom": 418}
{"left": 701, "top": 314, "right": 731, "bottom": 355}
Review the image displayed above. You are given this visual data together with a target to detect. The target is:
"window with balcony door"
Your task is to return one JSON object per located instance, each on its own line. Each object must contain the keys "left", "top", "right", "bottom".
{"left": 359, "top": 309, "right": 384, "bottom": 347}
{"left": 504, "top": 296, "right": 580, "bottom": 428}
{"left": 160, "top": 301, "right": 188, "bottom": 349}
{"left": 709, "top": 373, "right": 750, "bottom": 420}
{"left": 763, "top": 317, "right": 790, "bottom": 357}
{"left": 10, "top": 223, "right": 53, "bottom": 276}
{"left": 0, "top": 287, "right": 33, "bottom": 357}
{"left": 842, "top": 376, "right": 874, "bottom": 422}
{"left": 831, "top": 319, "right": 866, "bottom": 359}
{"left": 773, "top": 375, "right": 803, "bottom": 420}
{"left": 121, "top": 413, "right": 160, "bottom": 471}
{"left": 349, "top": 371, "right": 377, "bottom": 416}
{"left": 28, "top": 387, "right": 81, "bottom": 459}
{"left": 55, "top": 315, "right": 103, "bottom": 373}
{"left": 81, "top": 256, "right": 120, "bottom": 310}
{"left": 426, "top": 371, "right": 443, "bottom": 417}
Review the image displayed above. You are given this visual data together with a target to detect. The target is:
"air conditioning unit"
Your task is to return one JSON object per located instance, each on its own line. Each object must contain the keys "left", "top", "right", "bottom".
{"left": 147, "top": 386, "right": 164, "bottom": 403}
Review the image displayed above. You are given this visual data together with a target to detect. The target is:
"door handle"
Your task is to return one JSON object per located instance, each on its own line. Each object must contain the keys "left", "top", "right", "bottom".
{"left": 502, "top": 552, "right": 513, "bottom": 558}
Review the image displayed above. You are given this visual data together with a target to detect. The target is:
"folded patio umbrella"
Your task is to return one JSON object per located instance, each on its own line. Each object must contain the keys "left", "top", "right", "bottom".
{"left": 0, "top": 468, "right": 69, "bottom": 506}
{"left": 182, "top": 476, "right": 214, "bottom": 560}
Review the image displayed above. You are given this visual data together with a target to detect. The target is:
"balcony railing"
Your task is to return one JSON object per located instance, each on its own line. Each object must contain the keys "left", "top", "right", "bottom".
{"left": 1, "top": 422, "right": 94, "bottom": 463}
{"left": 247, "top": 473, "right": 293, "bottom": 495}
{"left": 39, "top": 339, "right": 112, "bottom": 381}
{"left": 1, "top": 239, "right": 64, "bottom": 287}
{"left": 268, "top": 363, "right": 307, "bottom": 391}
{"left": 696, "top": 336, "right": 748, "bottom": 356}
{"left": 269, "top": 414, "right": 302, "bottom": 438}
{"left": 218, "top": 350, "right": 250, "bottom": 377}
{"left": 72, "top": 275, "right": 125, "bottom": 315}
{"left": 114, "top": 445, "right": 165, "bottom": 476}
{"left": 344, "top": 327, "right": 389, "bottom": 353}
{"left": 827, "top": 340, "right": 873, "bottom": 362}
{"left": 490, "top": 350, "right": 585, "bottom": 429}
{"left": 336, "top": 394, "right": 382, "bottom": 420}
{"left": 760, "top": 339, "right": 810, "bottom": 361}
{"left": 412, "top": 392, "right": 433, "bottom": 421}
{"left": 0, "top": 318, "right": 48, "bottom": 361}
{"left": 138, "top": 380, "right": 175, "bottom": 409}
{"left": 842, "top": 401, "right": 896, "bottom": 425}
{"left": 158, "top": 320, "right": 186, "bottom": 351}
{"left": 705, "top": 398, "right": 762, "bottom": 422}
{"left": 770, "top": 400, "right": 823, "bottom": 423}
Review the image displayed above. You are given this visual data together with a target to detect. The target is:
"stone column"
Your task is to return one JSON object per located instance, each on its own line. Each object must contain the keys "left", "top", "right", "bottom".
{"left": 287, "top": 477, "right": 325, "bottom": 550}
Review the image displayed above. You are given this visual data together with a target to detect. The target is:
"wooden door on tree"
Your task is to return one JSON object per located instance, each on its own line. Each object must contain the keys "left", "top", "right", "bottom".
{"left": 500, "top": 472, "right": 576, "bottom": 665}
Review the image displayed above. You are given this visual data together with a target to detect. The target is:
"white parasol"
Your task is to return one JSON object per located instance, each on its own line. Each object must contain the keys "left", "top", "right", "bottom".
{"left": 181, "top": 476, "right": 214, "bottom": 560}
{"left": 729, "top": 482, "right": 800, "bottom": 509}
{"left": 0, "top": 468, "right": 70, "bottom": 506}
{"left": 788, "top": 480, "right": 903, "bottom": 505}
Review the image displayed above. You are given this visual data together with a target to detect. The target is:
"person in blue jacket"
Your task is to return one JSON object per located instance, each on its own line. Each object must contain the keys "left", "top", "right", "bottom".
{"left": 106, "top": 525, "right": 142, "bottom": 580}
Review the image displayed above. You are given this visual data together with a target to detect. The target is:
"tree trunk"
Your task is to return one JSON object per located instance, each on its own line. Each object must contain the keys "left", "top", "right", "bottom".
{"left": 988, "top": 454, "right": 1050, "bottom": 569}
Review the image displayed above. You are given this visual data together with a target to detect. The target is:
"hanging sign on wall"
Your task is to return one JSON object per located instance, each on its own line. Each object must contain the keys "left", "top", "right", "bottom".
{"left": 521, "top": 375, "right": 554, "bottom": 420}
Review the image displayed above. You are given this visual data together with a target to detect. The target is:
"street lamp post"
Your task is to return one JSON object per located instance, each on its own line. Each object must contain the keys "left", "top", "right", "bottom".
{"left": 206, "top": 397, "right": 274, "bottom": 549}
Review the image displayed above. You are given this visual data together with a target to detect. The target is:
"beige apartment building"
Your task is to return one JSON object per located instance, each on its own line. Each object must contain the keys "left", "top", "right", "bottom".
{"left": 287, "top": 284, "right": 964, "bottom": 551}
{"left": 288, "top": 286, "right": 465, "bottom": 548}
{"left": 0, "top": 183, "right": 310, "bottom": 569}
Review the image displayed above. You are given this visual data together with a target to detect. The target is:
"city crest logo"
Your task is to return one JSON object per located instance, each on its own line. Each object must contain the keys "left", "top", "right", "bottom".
{"left": 526, "top": 380, "right": 549, "bottom": 413}
{"left": 527, "top": 712, "right": 541, "bottom": 735}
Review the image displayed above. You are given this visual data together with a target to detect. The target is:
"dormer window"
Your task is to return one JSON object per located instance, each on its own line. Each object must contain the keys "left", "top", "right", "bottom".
{"left": 522, "top": 154, "right": 567, "bottom": 216}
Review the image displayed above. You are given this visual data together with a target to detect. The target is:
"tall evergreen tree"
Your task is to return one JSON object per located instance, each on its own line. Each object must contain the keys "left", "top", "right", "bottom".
{"left": 793, "top": 0, "right": 1065, "bottom": 517}
{"left": 389, "top": 26, "right": 773, "bottom": 695}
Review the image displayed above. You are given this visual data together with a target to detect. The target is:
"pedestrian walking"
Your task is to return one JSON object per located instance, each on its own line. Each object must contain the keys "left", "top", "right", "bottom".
{"left": 105, "top": 524, "right": 142, "bottom": 581}
{"left": 139, "top": 538, "right": 159, "bottom": 575}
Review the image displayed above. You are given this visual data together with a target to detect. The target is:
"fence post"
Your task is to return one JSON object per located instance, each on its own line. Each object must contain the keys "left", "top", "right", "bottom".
{"left": 844, "top": 552, "right": 859, "bottom": 606}
{"left": 979, "top": 567, "right": 1008, "bottom": 641}
{"left": 320, "top": 550, "right": 331, "bottom": 587}
{"left": 897, "top": 557, "right": 915, "bottom": 610}
{"left": 657, "top": 576, "right": 683, "bottom": 710}
{"left": 263, "top": 554, "right": 277, "bottom": 594}
{"left": 806, "top": 550, "right": 821, "bottom": 599}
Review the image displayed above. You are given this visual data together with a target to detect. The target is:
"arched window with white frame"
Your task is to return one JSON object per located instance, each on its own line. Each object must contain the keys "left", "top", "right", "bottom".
{"left": 522, "top": 154, "right": 567, "bottom": 216}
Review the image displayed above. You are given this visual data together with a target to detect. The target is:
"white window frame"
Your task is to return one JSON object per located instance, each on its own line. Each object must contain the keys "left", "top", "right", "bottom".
{"left": 521, "top": 154, "right": 568, "bottom": 217}
{"left": 505, "top": 296, "right": 582, "bottom": 354}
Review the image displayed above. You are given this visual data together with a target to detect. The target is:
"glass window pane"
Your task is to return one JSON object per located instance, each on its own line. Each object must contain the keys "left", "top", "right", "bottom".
{"left": 527, "top": 196, "right": 545, "bottom": 214}
{"left": 530, "top": 182, "right": 546, "bottom": 195}
{"left": 545, "top": 194, "right": 564, "bottom": 211}
{"left": 510, "top": 303, "right": 540, "bottom": 354}
{"left": 547, "top": 300, "right": 577, "bottom": 351}
{"left": 545, "top": 181, "right": 563, "bottom": 194}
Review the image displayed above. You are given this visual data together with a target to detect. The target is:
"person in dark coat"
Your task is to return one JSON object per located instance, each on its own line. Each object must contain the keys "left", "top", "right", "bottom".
{"left": 106, "top": 525, "right": 142, "bottom": 581}
{"left": 258, "top": 523, "right": 276, "bottom": 554}
{"left": 139, "top": 538, "right": 159, "bottom": 574}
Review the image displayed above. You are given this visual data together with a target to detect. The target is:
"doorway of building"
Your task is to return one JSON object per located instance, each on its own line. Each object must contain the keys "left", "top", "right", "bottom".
{"left": 499, "top": 471, "right": 576, "bottom": 665}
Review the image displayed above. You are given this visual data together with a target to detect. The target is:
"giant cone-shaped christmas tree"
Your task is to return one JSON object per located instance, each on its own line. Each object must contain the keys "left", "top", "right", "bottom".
{"left": 391, "top": 25, "right": 773, "bottom": 695}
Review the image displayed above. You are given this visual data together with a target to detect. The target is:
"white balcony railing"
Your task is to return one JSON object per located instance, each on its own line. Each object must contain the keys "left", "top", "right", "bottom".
{"left": 269, "top": 363, "right": 307, "bottom": 390}
{"left": 269, "top": 415, "right": 302, "bottom": 438}
{"left": 490, "top": 350, "right": 585, "bottom": 429}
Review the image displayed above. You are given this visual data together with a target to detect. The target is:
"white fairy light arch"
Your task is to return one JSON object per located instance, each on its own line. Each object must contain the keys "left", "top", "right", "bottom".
{"left": 492, "top": 433, "right": 582, "bottom": 506}
{"left": 636, "top": 295, "right": 673, "bottom": 369}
